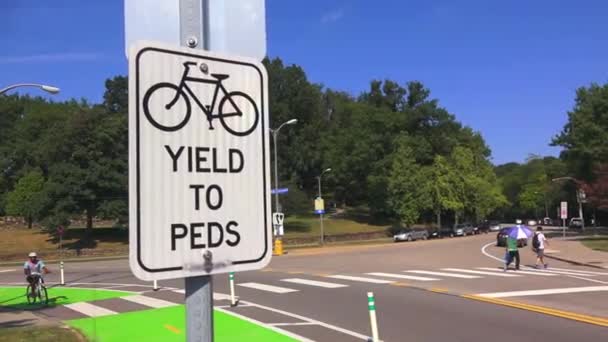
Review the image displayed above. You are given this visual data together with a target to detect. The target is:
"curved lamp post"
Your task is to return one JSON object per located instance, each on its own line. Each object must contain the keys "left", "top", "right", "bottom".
{"left": 0, "top": 83, "right": 60, "bottom": 95}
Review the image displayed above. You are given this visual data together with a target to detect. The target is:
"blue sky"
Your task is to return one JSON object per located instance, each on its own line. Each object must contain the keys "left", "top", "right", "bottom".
{"left": 1, "top": 0, "right": 607, "bottom": 164}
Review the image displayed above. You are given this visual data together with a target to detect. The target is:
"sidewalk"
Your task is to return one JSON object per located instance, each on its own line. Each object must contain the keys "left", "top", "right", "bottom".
{"left": 545, "top": 238, "right": 608, "bottom": 269}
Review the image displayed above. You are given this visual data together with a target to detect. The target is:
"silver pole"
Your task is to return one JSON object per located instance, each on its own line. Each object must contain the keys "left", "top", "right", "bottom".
{"left": 318, "top": 176, "right": 324, "bottom": 245}
{"left": 273, "top": 130, "right": 280, "bottom": 213}
{"left": 180, "top": 1, "right": 213, "bottom": 341}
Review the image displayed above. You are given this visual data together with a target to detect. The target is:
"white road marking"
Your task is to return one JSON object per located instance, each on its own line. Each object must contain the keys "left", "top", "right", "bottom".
{"left": 547, "top": 267, "right": 608, "bottom": 276}
{"left": 564, "top": 275, "right": 608, "bottom": 285}
{"left": 476, "top": 267, "right": 558, "bottom": 276}
{"left": 238, "top": 282, "right": 298, "bottom": 293}
{"left": 221, "top": 293, "right": 370, "bottom": 340}
{"left": 270, "top": 322, "right": 318, "bottom": 326}
{"left": 441, "top": 268, "right": 521, "bottom": 277}
{"left": 0, "top": 269, "right": 15, "bottom": 273}
{"left": 121, "top": 295, "right": 177, "bottom": 308}
{"left": 64, "top": 302, "right": 117, "bottom": 317}
{"left": 481, "top": 241, "right": 505, "bottom": 263}
{"left": 526, "top": 268, "right": 599, "bottom": 277}
{"left": 477, "top": 286, "right": 608, "bottom": 298}
{"left": 405, "top": 270, "right": 481, "bottom": 279}
{"left": 281, "top": 278, "right": 348, "bottom": 288}
{"left": 327, "top": 275, "right": 394, "bottom": 284}
{"left": 366, "top": 272, "right": 439, "bottom": 281}
{"left": 216, "top": 307, "right": 315, "bottom": 342}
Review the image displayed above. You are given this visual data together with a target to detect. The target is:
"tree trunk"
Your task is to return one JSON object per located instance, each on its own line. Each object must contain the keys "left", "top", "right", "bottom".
{"left": 436, "top": 211, "right": 441, "bottom": 229}
{"left": 27, "top": 216, "right": 33, "bottom": 229}
{"left": 455, "top": 212, "right": 459, "bottom": 225}
{"left": 85, "top": 207, "right": 95, "bottom": 240}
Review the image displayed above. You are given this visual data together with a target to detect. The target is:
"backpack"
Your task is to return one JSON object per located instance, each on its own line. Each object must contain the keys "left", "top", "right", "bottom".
{"left": 532, "top": 233, "right": 540, "bottom": 249}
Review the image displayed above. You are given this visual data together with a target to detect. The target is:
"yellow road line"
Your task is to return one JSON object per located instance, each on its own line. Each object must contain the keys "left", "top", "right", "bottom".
{"left": 429, "top": 288, "right": 449, "bottom": 293}
{"left": 462, "top": 294, "right": 608, "bottom": 327}
{"left": 389, "top": 282, "right": 410, "bottom": 288}
{"left": 164, "top": 324, "right": 181, "bottom": 334}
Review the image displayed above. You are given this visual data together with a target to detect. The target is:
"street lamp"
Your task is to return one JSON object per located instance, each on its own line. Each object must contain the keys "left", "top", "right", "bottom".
{"left": 270, "top": 118, "right": 298, "bottom": 214}
{"left": 317, "top": 168, "right": 331, "bottom": 245}
{"left": 552, "top": 177, "right": 585, "bottom": 231}
{"left": 0, "top": 83, "right": 61, "bottom": 95}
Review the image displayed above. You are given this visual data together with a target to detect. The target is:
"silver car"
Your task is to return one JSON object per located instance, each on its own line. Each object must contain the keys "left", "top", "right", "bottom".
{"left": 393, "top": 229, "right": 429, "bottom": 242}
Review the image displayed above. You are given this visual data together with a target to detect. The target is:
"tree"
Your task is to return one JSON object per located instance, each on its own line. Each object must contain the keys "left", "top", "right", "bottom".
{"left": 5, "top": 170, "right": 45, "bottom": 228}
{"left": 581, "top": 164, "right": 608, "bottom": 211}
{"left": 423, "top": 155, "right": 460, "bottom": 228}
{"left": 552, "top": 82, "right": 608, "bottom": 180}
{"left": 388, "top": 137, "right": 428, "bottom": 227}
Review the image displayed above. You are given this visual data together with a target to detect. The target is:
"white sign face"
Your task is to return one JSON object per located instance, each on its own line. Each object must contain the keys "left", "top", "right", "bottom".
{"left": 560, "top": 201, "right": 568, "bottom": 219}
{"left": 124, "top": 0, "right": 266, "bottom": 61}
{"left": 128, "top": 41, "right": 271, "bottom": 280}
{"left": 272, "top": 212, "right": 284, "bottom": 236}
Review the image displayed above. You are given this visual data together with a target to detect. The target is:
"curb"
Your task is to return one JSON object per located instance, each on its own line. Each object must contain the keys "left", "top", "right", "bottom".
{"left": 544, "top": 254, "right": 607, "bottom": 270}
{"left": 0, "top": 255, "right": 128, "bottom": 267}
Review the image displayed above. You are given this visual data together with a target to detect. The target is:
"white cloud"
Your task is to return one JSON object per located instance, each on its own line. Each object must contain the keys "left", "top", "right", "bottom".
{"left": 0, "top": 52, "right": 103, "bottom": 64}
{"left": 321, "top": 8, "right": 344, "bottom": 24}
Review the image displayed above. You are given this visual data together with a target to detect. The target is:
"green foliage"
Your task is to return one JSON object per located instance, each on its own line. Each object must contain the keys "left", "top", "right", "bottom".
{"left": 5, "top": 170, "right": 45, "bottom": 227}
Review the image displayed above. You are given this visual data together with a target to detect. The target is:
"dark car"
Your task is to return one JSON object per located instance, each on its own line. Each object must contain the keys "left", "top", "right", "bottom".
{"left": 426, "top": 228, "right": 442, "bottom": 239}
{"left": 496, "top": 228, "right": 527, "bottom": 247}
{"left": 476, "top": 220, "right": 499, "bottom": 234}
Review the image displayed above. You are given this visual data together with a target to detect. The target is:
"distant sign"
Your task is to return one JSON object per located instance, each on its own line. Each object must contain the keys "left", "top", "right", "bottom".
{"left": 124, "top": 0, "right": 266, "bottom": 61}
{"left": 560, "top": 201, "right": 568, "bottom": 220}
{"left": 314, "top": 197, "right": 325, "bottom": 215}
{"left": 272, "top": 212, "right": 284, "bottom": 236}
{"left": 56, "top": 226, "right": 64, "bottom": 237}
{"left": 128, "top": 41, "right": 270, "bottom": 281}
{"left": 271, "top": 188, "right": 289, "bottom": 195}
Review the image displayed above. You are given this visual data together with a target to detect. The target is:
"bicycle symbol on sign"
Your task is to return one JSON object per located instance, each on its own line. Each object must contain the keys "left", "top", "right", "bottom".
{"left": 142, "top": 61, "right": 259, "bottom": 137}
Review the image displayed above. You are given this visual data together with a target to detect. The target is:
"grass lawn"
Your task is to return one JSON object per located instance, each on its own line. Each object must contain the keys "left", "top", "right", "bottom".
{"left": 580, "top": 237, "right": 608, "bottom": 252}
{"left": 0, "top": 326, "right": 82, "bottom": 342}
{"left": 67, "top": 305, "right": 297, "bottom": 342}
{"left": 0, "top": 287, "right": 131, "bottom": 310}
{"left": 283, "top": 214, "right": 389, "bottom": 238}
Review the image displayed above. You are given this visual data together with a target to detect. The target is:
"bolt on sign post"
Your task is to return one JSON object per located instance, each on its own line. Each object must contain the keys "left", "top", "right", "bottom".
{"left": 126, "top": 1, "right": 269, "bottom": 341}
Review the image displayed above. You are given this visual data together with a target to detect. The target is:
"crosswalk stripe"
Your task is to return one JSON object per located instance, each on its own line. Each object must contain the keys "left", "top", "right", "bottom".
{"left": 121, "top": 295, "right": 177, "bottom": 308}
{"left": 327, "top": 275, "right": 394, "bottom": 284}
{"left": 477, "top": 267, "right": 558, "bottom": 276}
{"left": 441, "top": 268, "right": 521, "bottom": 278}
{"left": 477, "top": 286, "right": 608, "bottom": 298}
{"left": 366, "top": 272, "right": 439, "bottom": 281}
{"left": 523, "top": 268, "right": 598, "bottom": 277}
{"left": 546, "top": 267, "right": 608, "bottom": 276}
{"left": 281, "top": 278, "right": 348, "bottom": 288}
{"left": 405, "top": 270, "right": 481, "bottom": 279}
{"left": 64, "top": 302, "right": 117, "bottom": 317}
{"left": 238, "top": 282, "right": 298, "bottom": 293}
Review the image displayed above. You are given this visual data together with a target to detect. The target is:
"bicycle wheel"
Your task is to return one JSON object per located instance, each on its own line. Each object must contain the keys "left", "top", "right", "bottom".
{"left": 219, "top": 91, "right": 260, "bottom": 137}
{"left": 26, "top": 285, "right": 34, "bottom": 304}
{"left": 142, "top": 82, "right": 192, "bottom": 132}
{"left": 39, "top": 285, "right": 48, "bottom": 305}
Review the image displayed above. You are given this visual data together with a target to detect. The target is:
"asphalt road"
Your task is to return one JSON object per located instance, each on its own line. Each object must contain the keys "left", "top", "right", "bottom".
{"left": 2, "top": 233, "right": 607, "bottom": 341}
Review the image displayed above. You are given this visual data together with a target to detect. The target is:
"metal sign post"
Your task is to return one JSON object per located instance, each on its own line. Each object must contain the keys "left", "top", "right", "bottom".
{"left": 560, "top": 201, "right": 568, "bottom": 238}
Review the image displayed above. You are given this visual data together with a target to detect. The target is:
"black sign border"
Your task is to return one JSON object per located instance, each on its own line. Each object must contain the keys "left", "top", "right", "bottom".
{"left": 135, "top": 46, "right": 269, "bottom": 273}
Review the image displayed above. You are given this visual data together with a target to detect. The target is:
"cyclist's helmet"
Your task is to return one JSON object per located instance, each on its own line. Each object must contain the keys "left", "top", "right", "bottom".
{"left": 28, "top": 252, "right": 37, "bottom": 258}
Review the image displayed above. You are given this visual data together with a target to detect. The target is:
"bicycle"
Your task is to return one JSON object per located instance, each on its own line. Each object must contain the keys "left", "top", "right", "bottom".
{"left": 142, "top": 61, "right": 259, "bottom": 137}
{"left": 25, "top": 274, "right": 48, "bottom": 305}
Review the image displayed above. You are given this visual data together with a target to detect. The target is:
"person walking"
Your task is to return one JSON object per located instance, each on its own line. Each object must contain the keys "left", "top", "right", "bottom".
{"left": 533, "top": 226, "right": 549, "bottom": 269}
{"left": 504, "top": 236, "right": 520, "bottom": 271}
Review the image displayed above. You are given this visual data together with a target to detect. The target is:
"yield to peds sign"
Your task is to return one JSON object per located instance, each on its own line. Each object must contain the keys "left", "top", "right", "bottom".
{"left": 128, "top": 41, "right": 271, "bottom": 281}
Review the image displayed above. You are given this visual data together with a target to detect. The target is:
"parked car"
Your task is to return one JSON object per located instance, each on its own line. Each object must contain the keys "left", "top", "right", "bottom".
{"left": 569, "top": 218, "right": 583, "bottom": 229}
{"left": 515, "top": 219, "right": 523, "bottom": 224}
{"left": 526, "top": 219, "right": 538, "bottom": 226}
{"left": 542, "top": 217, "right": 553, "bottom": 225}
{"left": 476, "top": 220, "right": 501, "bottom": 234}
{"left": 452, "top": 223, "right": 474, "bottom": 237}
{"left": 393, "top": 229, "right": 429, "bottom": 242}
{"left": 426, "top": 228, "right": 442, "bottom": 239}
{"left": 496, "top": 228, "right": 528, "bottom": 247}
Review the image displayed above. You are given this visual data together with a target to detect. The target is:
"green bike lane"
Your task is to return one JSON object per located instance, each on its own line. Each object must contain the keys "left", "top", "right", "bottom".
{"left": 0, "top": 286, "right": 297, "bottom": 342}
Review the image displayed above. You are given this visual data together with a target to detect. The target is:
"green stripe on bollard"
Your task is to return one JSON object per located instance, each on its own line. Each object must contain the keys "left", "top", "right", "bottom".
{"left": 229, "top": 273, "right": 234, "bottom": 280}
{"left": 368, "top": 305, "right": 376, "bottom": 310}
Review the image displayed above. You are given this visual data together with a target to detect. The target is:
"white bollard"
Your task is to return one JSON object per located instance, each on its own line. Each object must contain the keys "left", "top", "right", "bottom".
{"left": 60, "top": 261, "right": 65, "bottom": 285}
{"left": 153, "top": 279, "right": 159, "bottom": 291}
{"left": 229, "top": 272, "right": 238, "bottom": 306}
{"left": 367, "top": 292, "right": 379, "bottom": 342}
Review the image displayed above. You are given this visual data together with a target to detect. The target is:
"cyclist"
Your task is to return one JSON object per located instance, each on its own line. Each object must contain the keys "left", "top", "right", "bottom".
{"left": 24, "top": 252, "right": 49, "bottom": 297}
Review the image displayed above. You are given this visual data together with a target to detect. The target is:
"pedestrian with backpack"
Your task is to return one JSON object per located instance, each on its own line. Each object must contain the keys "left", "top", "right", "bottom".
{"left": 532, "top": 226, "right": 548, "bottom": 269}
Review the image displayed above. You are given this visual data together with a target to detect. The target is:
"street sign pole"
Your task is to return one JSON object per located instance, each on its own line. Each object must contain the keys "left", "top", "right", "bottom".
{"left": 180, "top": 1, "right": 213, "bottom": 341}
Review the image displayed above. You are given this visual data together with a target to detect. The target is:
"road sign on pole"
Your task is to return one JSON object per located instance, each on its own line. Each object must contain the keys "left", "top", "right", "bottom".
{"left": 128, "top": 40, "right": 271, "bottom": 280}
{"left": 560, "top": 201, "right": 568, "bottom": 219}
{"left": 124, "top": 0, "right": 266, "bottom": 61}
{"left": 272, "top": 212, "right": 284, "bottom": 236}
